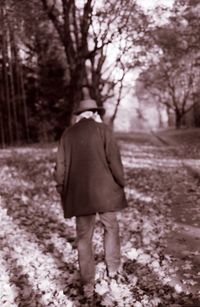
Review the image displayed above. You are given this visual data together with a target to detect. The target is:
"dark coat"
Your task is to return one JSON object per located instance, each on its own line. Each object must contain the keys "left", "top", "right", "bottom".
{"left": 55, "top": 118, "right": 127, "bottom": 218}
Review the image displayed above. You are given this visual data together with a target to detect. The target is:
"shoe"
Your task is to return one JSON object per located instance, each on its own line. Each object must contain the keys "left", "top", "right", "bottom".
{"left": 108, "top": 270, "right": 128, "bottom": 284}
{"left": 108, "top": 271, "right": 118, "bottom": 279}
{"left": 107, "top": 265, "right": 123, "bottom": 280}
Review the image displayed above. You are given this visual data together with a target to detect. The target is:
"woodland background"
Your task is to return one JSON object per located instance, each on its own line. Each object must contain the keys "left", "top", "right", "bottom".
{"left": 1, "top": 0, "right": 200, "bottom": 146}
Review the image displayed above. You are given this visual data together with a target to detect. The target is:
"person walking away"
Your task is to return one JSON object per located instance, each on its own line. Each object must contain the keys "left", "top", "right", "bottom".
{"left": 55, "top": 98, "right": 128, "bottom": 301}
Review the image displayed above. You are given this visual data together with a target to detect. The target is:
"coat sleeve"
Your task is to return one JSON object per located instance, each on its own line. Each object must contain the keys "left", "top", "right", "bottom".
{"left": 54, "top": 136, "right": 65, "bottom": 193}
{"left": 104, "top": 127, "right": 125, "bottom": 188}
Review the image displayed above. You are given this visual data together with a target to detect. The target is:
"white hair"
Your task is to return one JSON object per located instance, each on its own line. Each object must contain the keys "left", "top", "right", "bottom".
{"left": 75, "top": 111, "right": 102, "bottom": 123}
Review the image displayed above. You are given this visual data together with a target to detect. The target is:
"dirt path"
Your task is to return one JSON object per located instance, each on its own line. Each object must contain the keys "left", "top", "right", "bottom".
{"left": 166, "top": 175, "right": 200, "bottom": 294}
{"left": 149, "top": 132, "right": 200, "bottom": 296}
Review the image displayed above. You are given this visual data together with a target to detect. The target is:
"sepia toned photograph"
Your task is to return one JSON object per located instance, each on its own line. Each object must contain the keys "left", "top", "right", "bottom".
{"left": 0, "top": 0, "right": 200, "bottom": 306}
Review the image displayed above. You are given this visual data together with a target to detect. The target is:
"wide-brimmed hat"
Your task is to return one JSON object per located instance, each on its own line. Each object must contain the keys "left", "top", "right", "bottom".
{"left": 74, "top": 99, "right": 105, "bottom": 116}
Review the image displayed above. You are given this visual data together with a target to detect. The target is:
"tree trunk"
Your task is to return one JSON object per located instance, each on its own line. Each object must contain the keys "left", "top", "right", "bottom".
{"left": 194, "top": 100, "right": 200, "bottom": 127}
{"left": 8, "top": 32, "right": 19, "bottom": 144}
{"left": 11, "top": 18, "right": 30, "bottom": 142}
{"left": 156, "top": 103, "right": 163, "bottom": 128}
{"left": 109, "top": 74, "right": 125, "bottom": 128}
{"left": 19, "top": 64, "right": 30, "bottom": 142}
{"left": 66, "top": 63, "right": 86, "bottom": 125}
{"left": 0, "top": 89, "right": 5, "bottom": 148}
{"left": 109, "top": 99, "right": 120, "bottom": 129}
{"left": 0, "top": 111, "right": 5, "bottom": 148}
{"left": 175, "top": 109, "right": 182, "bottom": 129}
{"left": 1, "top": 7, "right": 13, "bottom": 144}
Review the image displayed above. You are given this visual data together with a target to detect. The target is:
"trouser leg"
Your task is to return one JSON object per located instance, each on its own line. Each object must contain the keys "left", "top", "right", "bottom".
{"left": 76, "top": 214, "right": 96, "bottom": 284}
{"left": 99, "top": 211, "right": 121, "bottom": 275}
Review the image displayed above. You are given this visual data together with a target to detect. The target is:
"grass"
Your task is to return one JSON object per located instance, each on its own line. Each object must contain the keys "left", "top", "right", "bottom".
{"left": 115, "top": 131, "right": 154, "bottom": 145}
{"left": 115, "top": 128, "right": 200, "bottom": 161}
{"left": 155, "top": 128, "right": 200, "bottom": 145}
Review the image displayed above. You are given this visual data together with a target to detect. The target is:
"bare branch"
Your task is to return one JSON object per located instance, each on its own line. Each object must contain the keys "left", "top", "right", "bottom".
{"left": 80, "top": 0, "right": 92, "bottom": 54}
{"left": 61, "top": 0, "right": 76, "bottom": 63}
{"left": 40, "top": 0, "right": 64, "bottom": 44}
{"left": 72, "top": 2, "right": 79, "bottom": 51}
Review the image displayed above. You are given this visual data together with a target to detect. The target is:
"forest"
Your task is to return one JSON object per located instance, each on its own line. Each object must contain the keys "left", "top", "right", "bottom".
{"left": 0, "top": 0, "right": 200, "bottom": 146}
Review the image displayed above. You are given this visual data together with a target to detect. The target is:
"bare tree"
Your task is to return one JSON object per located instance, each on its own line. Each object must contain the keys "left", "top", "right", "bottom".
{"left": 135, "top": 0, "right": 200, "bottom": 129}
{"left": 1, "top": 6, "right": 13, "bottom": 144}
{"left": 40, "top": 0, "right": 144, "bottom": 124}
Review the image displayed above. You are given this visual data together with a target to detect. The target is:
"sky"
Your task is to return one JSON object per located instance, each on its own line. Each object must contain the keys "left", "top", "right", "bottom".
{"left": 137, "top": 0, "right": 174, "bottom": 10}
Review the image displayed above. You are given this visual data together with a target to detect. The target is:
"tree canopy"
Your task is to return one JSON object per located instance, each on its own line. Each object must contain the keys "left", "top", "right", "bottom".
{"left": 136, "top": 0, "right": 200, "bottom": 128}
